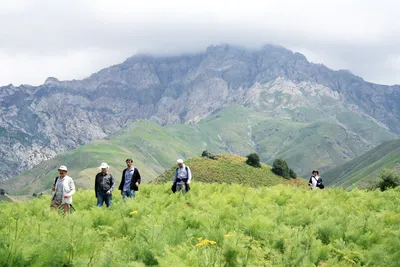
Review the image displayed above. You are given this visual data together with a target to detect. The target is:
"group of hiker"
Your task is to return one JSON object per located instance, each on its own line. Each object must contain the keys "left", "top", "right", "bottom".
{"left": 50, "top": 158, "right": 192, "bottom": 212}
{"left": 50, "top": 156, "right": 323, "bottom": 213}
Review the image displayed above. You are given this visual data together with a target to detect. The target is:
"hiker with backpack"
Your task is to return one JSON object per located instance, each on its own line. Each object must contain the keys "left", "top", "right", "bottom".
{"left": 309, "top": 170, "right": 324, "bottom": 189}
{"left": 172, "top": 159, "right": 192, "bottom": 193}
{"left": 50, "top": 165, "right": 76, "bottom": 213}
{"left": 95, "top": 162, "right": 115, "bottom": 208}
{"left": 118, "top": 158, "right": 141, "bottom": 202}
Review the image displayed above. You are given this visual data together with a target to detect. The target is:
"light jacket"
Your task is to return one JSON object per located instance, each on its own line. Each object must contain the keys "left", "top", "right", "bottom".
{"left": 173, "top": 165, "right": 192, "bottom": 185}
{"left": 310, "top": 175, "right": 320, "bottom": 190}
{"left": 53, "top": 175, "right": 76, "bottom": 204}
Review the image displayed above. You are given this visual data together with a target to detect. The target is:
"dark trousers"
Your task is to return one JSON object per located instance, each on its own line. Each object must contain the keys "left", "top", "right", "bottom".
{"left": 97, "top": 191, "right": 112, "bottom": 208}
{"left": 50, "top": 199, "right": 70, "bottom": 213}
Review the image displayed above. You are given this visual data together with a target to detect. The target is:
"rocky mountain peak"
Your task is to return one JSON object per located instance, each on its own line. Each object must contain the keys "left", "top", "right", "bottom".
{"left": 44, "top": 77, "right": 60, "bottom": 85}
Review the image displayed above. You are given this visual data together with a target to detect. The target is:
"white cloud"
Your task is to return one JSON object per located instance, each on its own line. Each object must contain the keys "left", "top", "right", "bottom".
{"left": 0, "top": 0, "right": 399, "bottom": 86}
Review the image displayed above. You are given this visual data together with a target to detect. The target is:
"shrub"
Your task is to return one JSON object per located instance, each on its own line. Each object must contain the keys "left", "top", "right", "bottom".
{"left": 374, "top": 169, "right": 400, "bottom": 191}
{"left": 272, "top": 158, "right": 289, "bottom": 178}
{"left": 272, "top": 158, "right": 297, "bottom": 179}
{"left": 0, "top": 188, "right": 5, "bottom": 195}
{"left": 201, "top": 150, "right": 217, "bottom": 160}
{"left": 246, "top": 153, "right": 261, "bottom": 168}
{"left": 289, "top": 169, "right": 297, "bottom": 179}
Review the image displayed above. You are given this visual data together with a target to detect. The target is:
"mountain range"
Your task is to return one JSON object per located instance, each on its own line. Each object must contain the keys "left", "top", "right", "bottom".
{"left": 1, "top": 44, "right": 399, "bottom": 184}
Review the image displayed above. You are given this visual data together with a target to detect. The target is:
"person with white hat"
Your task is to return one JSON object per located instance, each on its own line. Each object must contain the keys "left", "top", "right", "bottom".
{"left": 172, "top": 159, "right": 192, "bottom": 193}
{"left": 50, "top": 165, "right": 75, "bottom": 213}
{"left": 95, "top": 162, "right": 115, "bottom": 208}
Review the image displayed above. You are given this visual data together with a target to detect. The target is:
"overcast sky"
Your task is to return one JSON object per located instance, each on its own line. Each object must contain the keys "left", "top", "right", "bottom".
{"left": 0, "top": 0, "right": 399, "bottom": 86}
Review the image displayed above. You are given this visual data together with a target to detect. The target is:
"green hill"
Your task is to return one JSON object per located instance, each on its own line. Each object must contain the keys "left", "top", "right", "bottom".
{"left": 0, "top": 194, "right": 14, "bottom": 203}
{"left": 0, "top": 184, "right": 399, "bottom": 266}
{"left": 1, "top": 105, "right": 394, "bottom": 195}
{"left": 155, "top": 154, "right": 306, "bottom": 188}
{"left": 324, "top": 139, "right": 400, "bottom": 188}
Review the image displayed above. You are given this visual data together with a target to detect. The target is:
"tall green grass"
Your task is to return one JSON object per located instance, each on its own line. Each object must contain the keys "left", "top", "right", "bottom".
{"left": 0, "top": 184, "right": 399, "bottom": 266}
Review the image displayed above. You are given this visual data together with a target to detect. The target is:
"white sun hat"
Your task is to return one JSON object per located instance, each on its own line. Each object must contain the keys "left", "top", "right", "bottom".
{"left": 99, "top": 162, "right": 109, "bottom": 169}
{"left": 58, "top": 165, "right": 68, "bottom": 171}
{"left": 177, "top": 159, "right": 184, "bottom": 164}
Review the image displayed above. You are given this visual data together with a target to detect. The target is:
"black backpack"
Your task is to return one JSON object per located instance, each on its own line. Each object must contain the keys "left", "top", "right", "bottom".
{"left": 309, "top": 176, "right": 325, "bottom": 189}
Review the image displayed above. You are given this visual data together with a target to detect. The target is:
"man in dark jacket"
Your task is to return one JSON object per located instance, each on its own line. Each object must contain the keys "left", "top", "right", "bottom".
{"left": 118, "top": 158, "right": 141, "bottom": 202}
{"left": 95, "top": 162, "right": 115, "bottom": 208}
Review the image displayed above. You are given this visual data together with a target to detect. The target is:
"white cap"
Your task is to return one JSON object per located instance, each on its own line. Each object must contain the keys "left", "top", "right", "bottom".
{"left": 58, "top": 165, "right": 68, "bottom": 171}
{"left": 99, "top": 162, "right": 109, "bottom": 169}
{"left": 177, "top": 159, "right": 184, "bottom": 164}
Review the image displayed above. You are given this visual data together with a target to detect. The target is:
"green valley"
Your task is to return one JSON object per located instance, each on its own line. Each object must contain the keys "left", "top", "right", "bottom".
{"left": 324, "top": 139, "right": 400, "bottom": 188}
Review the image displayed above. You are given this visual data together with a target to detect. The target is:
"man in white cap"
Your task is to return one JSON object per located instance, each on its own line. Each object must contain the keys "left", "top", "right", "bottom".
{"left": 95, "top": 162, "right": 115, "bottom": 208}
{"left": 172, "top": 159, "right": 192, "bottom": 193}
{"left": 50, "top": 165, "right": 75, "bottom": 213}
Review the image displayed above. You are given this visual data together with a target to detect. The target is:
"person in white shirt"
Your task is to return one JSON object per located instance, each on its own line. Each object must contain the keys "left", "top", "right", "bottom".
{"left": 308, "top": 170, "right": 321, "bottom": 190}
{"left": 172, "top": 159, "right": 192, "bottom": 193}
{"left": 50, "top": 165, "right": 76, "bottom": 213}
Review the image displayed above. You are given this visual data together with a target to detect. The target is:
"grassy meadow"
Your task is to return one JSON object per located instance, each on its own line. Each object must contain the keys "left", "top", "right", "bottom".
{"left": 1, "top": 184, "right": 399, "bottom": 267}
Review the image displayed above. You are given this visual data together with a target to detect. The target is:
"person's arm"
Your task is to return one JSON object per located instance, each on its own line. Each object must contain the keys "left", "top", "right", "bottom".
{"left": 52, "top": 176, "right": 58, "bottom": 191}
{"left": 187, "top": 167, "right": 192, "bottom": 184}
{"left": 118, "top": 170, "right": 125, "bottom": 191}
{"left": 173, "top": 169, "right": 177, "bottom": 184}
{"left": 135, "top": 169, "right": 141, "bottom": 185}
{"left": 65, "top": 178, "right": 76, "bottom": 197}
{"left": 109, "top": 174, "right": 115, "bottom": 192}
{"left": 95, "top": 174, "right": 98, "bottom": 197}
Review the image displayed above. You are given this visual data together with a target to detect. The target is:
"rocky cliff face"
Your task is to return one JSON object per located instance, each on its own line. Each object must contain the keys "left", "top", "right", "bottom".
{"left": 1, "top": 44, "right": 399, "bottom": 180}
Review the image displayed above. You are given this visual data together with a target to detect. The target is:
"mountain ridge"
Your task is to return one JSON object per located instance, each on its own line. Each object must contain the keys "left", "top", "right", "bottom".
{"left": 324, "top": 139, "right": 400, "bottom": 188}
{"left": 1, "top": 44, "right": 399, "bottom": 181}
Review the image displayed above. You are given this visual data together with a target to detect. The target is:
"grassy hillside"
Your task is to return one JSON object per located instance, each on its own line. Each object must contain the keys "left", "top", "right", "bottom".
{"left": 155, "top": 154, "right": 307, "bottom": 188}
{"left": 1, "top": 105, "right": 395, "bottom": 195}
{"left": 0, "top": 184, "right": 399, "bottom": 266}
{"left": 324, "top": 139, "right": 400, "bottom": 188}
{"left": 0, "top": 194, "right": 14, "bottom": 203}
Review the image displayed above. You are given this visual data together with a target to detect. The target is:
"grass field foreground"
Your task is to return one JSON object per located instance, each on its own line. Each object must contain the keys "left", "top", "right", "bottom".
{"left": 0, "top": 184, "right": 399, "bottom": 266}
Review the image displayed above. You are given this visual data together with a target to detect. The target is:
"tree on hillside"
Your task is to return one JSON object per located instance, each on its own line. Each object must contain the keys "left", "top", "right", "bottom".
{"left": 272, "top": 158, "right": 297, "bottom": 179}
{"left": 201, "top": 150, "right": 217, "bottom": 160}
{"left": 246, "top": 153, "right": 261, "bottom": 168}
{"left": 373, "top": 169, "right": 400, "bottom": 191}
{"left": 289, "top": 168, "right": 297, "bottom": 179}
{"left": 272, "top": 158, "right": 289, "bottom": 178}
{"left": 0, "top": 189, "right": 5, "bottom": 195}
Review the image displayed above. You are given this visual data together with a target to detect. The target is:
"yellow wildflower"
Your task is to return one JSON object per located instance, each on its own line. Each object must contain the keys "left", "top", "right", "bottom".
{"left": 224, "top": 234, "right": 233, "bottom": 238}
{"left": 130, "top": 210, "right": 139, "bottom": 215}
{"left": 195, "top": 238, "right": 217, "bottom": 247}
